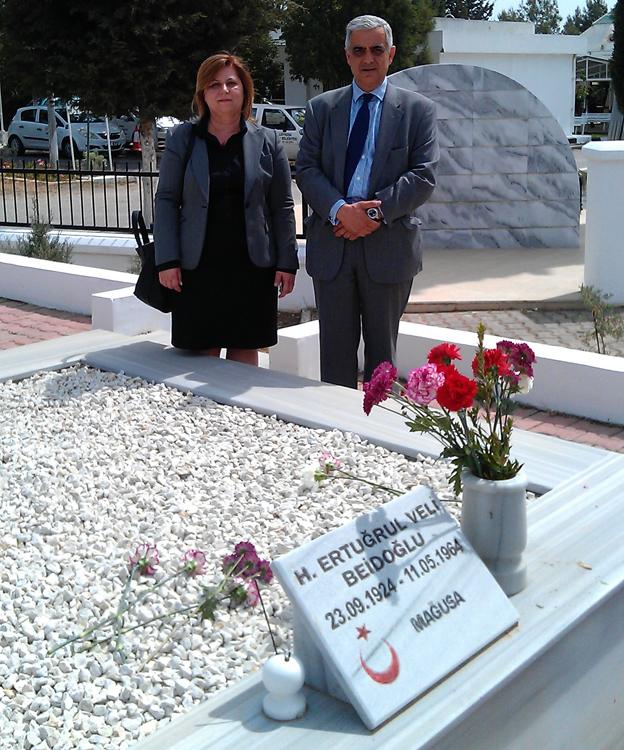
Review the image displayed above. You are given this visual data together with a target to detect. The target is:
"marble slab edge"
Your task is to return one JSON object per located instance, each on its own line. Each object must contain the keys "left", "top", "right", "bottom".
{"left": 0, "top": 329, "right": 135, "bottom": 383}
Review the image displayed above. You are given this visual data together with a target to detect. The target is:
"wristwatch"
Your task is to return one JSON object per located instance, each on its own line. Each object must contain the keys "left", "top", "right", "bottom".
{"left": 366, "top": 207, "right": 383, "bottom": 222}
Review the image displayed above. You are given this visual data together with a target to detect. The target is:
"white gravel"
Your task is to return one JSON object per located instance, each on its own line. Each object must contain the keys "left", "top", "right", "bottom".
{"left": 0, "top": 365, "right": 456, "bottom": 749}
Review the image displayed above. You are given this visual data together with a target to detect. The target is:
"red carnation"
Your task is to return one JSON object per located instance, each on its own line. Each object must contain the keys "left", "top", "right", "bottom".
{"left": 436, "top": 367, "right": 477, "bottom": 411}
{"left": 472, "top": 348, "right": 512, "bottom": 378}
{"left": 428, "top": 343, "right": 461, "bottom": 371}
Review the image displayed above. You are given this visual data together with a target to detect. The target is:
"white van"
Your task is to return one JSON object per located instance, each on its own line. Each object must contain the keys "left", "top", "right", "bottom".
{"left": 251, "top": 103, "right": 305, "bottom": 162}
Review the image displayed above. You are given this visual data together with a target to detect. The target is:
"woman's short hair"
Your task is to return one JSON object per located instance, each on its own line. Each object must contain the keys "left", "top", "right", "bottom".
{"left": 192, "top": 53, "right": 254, "bottom": 120}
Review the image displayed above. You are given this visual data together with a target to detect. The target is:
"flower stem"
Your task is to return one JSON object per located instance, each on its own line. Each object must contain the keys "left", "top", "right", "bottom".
{"left": 255, "top": 580, "right": 279, "bottom": 656}
{"left": 117, "top": 603, "right": 198, "bottom": 636}
{"left": 325, "top": 472, "right": 402, "bottom": 496}
{"left": 76, "top": 603, "right": 201, "bottom": 651}
{"left": 113, "top": 564, "right": 138, "bottom": 652}
{"left": 49, "top": 566, "right": 187, "bottom": 656}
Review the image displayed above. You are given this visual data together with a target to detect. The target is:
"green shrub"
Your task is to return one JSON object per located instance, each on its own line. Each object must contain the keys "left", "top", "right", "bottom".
{"left": 579, "top": 284, "right": 624, "bottom": 354}
{"left": 80, "top": 151, "right": 108, "bottom": 170}
{"left": 14, "top": 202, "right": 73, "bottom": 263}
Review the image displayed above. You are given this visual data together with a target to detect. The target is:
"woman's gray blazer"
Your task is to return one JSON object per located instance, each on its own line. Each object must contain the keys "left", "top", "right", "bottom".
{"left": 154, "top": 120, "right": 298, "bottom": 271}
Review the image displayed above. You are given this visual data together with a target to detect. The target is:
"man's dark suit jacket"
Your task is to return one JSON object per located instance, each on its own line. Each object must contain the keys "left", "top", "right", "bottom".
{"left": 296, "top": 82, "right": 439, "bottom": 284}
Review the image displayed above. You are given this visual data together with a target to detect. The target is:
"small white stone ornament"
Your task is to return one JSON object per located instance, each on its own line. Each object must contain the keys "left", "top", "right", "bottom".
{"left": 261, "top": 653, "right": 306, "bottom": 721}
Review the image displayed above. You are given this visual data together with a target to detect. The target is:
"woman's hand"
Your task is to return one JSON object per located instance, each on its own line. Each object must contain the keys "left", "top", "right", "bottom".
{"left": 274, "top": 271, "right": 295, "bottom": 298}
{"left": 159, "top": 268, "right": 182, "bottom": 293}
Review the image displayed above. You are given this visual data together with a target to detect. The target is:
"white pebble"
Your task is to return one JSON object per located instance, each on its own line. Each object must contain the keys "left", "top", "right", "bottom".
{"left": 0, "top": 365, "right": 458, "bottom": 749}
{"left": 148, "top": 704, "right": 165, "bottom": 721}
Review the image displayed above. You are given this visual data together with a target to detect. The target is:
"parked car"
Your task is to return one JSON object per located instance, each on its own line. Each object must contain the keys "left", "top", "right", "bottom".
{"left": 115, "top": 114, "right": 181, "bottom": 152}
{"left": 251, "top": 103, "right": 305, "bottom": 162}
{"left": 7, "top": 105, "right": 125, "bottom": 158}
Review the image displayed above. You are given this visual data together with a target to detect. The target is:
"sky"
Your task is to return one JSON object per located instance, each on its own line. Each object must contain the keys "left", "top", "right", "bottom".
{"left": 491, "top": 0, "right": 608, "bottom": 25}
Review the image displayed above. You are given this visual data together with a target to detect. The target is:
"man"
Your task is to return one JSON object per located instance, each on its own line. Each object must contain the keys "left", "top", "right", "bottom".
{"left": 296, "top": 14, "right": 439, "bottom": 388}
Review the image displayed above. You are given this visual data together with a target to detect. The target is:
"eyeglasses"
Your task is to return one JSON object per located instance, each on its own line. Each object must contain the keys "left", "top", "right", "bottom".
{"left": 349, "top": 45, "right": 388, "bottom": 57}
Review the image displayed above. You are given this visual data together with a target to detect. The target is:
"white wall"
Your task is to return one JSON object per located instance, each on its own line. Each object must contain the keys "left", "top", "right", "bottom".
{"left": 273, "top": 320, "right": 624, "bottom": 425}
{"left": 439, "top": 52, "right": 576, "bottom": 137}
{"left": 583, "top": 141, "right": 624, "bottom": 304}
{"left": 0, "top": 229, "right": 316, "bottom": 313}
{"left": 0, "top": 252, "right": 135, "bottom": 315}
{"left": 428, "top": 18, "right": 587, "bottom": 137}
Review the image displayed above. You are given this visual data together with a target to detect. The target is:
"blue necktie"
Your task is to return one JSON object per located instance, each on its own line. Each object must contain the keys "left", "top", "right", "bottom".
{"left": 344, "top": 93, "right": 373, "bottom": 195}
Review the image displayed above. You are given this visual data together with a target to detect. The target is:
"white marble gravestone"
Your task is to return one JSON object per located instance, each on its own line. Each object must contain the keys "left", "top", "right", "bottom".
{"left": 389, "top": 64, "right": 580, "bottom": 250}
{"left": 272, "top": 486, "right": 518, "bottom": 730}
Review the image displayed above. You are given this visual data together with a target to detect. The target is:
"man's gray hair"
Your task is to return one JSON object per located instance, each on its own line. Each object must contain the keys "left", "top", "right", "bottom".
{"left": 345, "top": 15, "right": 393, "bottom": 50}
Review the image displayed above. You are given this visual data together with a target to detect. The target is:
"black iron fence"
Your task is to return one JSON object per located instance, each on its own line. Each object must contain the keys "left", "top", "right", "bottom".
{"left": 0, "top": 161, "right": 159, "bottom": 232}
{"left": 0, "top": 162, "right": 309, "bottom": 237}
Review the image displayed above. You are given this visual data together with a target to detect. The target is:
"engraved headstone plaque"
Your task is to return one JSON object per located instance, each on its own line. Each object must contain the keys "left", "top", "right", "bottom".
{"left": 272, "top": 486, "right": 519, "bottom": 729}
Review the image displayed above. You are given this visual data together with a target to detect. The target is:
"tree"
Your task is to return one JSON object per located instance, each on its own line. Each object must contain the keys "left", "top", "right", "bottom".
{"left": 563, "top": 0, "right": 608, "bottom": 34}
{"left": 282, "top": 0, "right": 435, "bottom": 92}
{"left": 0, "top": 0, "right": 282, "bottom": 220}
{"left": 563, "top": 7, "right": 587, "bottom": 32}
{"left": 444, "top": 0, "right": 495, "bottom": 20}
{"left": 613, "top": 0, "right": 624, "bottom": 111}
{"left": 498, "top": 0, "right": 562, "bottom": 33}
{"left": 498, "top": 8, "right": 527, "bottom": 20}
{"left": 0, "top": 0, "right": 85, "bottom": 165}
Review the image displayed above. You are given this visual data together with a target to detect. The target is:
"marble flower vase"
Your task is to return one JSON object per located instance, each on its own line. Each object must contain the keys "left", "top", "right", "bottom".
{"left": 460, "top": 470, "right": 528, "bottom": 597}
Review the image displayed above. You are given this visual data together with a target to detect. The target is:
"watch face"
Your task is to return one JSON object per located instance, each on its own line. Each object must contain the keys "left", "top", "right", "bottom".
{"left": 366, "top": 208, "right": 380, "bottom": 220}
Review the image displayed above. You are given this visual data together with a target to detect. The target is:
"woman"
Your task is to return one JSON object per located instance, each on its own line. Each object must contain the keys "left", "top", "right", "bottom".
{"left": 154, "top": 53, "right": 298, "bottom": 365}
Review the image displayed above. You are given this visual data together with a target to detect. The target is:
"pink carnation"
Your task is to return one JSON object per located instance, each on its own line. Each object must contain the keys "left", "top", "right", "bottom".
{"left": 255, "top": 558, "right": 273, "bottom": 585}
{"left": 405, "top": 364, "right": 445, "bottom": 405}
{"left": 222, "top": 540, "right": 260, "bottom": 579}
{"left": 222, "top": 541, "right": 272, "bottom": 584}
{"left": 128, "top": 543, "right": 159, "bottom": 576}
{"left": 318, "top": 451, "right": 342, "bottom": 476}
{"left": 363, "top": 362, "right": 397, "bottom": 415}
{"left": 182, "top": 549, "right": 207, "bottom": 577}
{"left": 245, "top": 580, "right": 261, "bottom": 607}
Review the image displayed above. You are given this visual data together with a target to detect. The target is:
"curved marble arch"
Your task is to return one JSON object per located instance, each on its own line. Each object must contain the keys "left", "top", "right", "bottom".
{"left": 389, "top": 64, "right": 580, "bottom": 249}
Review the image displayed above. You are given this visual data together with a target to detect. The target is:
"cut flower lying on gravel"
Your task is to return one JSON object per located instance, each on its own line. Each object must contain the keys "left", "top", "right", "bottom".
{"left": 50, "top": 540, "right": 273, "bottom": 659}
{"left": 308, "top": 451, "right": 402, "bottom": 496}
{"left": 363, "top": 324, "right": 536, "bottom": 494}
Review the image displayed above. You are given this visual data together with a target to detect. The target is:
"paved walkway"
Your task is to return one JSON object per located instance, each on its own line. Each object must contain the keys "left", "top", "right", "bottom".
{"left": 0, "top": 298, "right": 91, "bottom": 349}
{"left": 403, "top": 308, "right": 624, "bottom": 358}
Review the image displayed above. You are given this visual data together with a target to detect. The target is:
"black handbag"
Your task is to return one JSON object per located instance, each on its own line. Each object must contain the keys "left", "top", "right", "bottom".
{"left": 131, "top": 127, "right": 194, "bottom": 313}
{"left": 132, "top": 210, "right": 173, "bottom": 313}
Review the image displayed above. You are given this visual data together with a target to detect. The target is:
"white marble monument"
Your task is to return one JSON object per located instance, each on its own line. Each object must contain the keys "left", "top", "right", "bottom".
{"left": 390, "top": 64, "right": 580, "bottom": 250}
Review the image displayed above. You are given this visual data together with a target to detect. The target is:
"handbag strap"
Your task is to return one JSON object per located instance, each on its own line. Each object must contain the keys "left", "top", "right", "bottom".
{"left": 132, "top": 124, "right": 195, "bottom": 249}
{"left": 132, "top": 210, "right": 150, "bottom": 248}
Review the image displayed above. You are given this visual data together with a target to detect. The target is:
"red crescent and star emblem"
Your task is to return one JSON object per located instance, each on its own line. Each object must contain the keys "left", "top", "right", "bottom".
{"left": 357, "top": 625, "right": 400, "bottom": 685}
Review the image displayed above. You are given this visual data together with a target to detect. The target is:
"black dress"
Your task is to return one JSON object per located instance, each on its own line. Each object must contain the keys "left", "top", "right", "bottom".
{"left": 171, "top": 120, "right": 278, "bottom": 350}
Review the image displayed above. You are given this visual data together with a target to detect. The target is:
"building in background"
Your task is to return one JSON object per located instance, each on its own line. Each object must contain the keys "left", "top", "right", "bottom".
{"left": 427, "top": 18, "right": 586, "bottom": 139}
{"left": 575, "top": 13, "right": 614, "bottom": 136}
{"left": 270, "top": 31, "right": 322, "bottom": 106}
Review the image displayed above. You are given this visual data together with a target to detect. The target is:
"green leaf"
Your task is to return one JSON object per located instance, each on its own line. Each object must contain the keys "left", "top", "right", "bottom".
{"left": 228, "top": 585, "right": 248, "bottom": 607}
{"left": 198, "top": 588, "right": 219, "bottom": 622}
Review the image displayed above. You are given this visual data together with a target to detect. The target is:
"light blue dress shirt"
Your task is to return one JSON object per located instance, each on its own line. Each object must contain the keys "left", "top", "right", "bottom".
{"left": 329, "top": 78, "right": 388, "bottom": 225}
